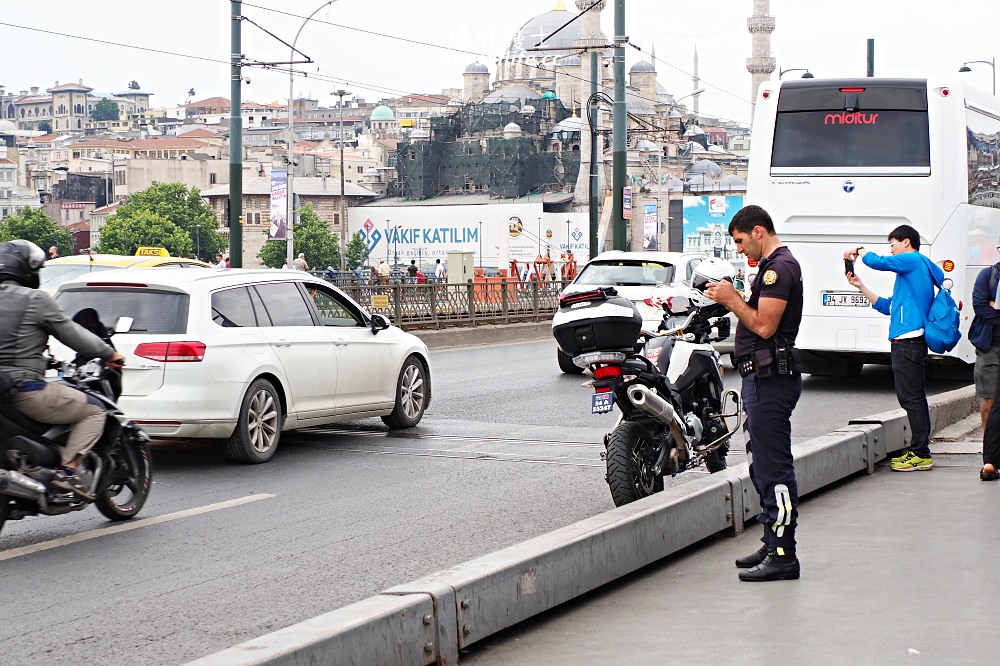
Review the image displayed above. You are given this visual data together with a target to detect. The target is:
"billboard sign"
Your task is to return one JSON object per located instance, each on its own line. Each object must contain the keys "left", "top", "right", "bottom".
{"left": 268, "top": 169, "right": 288, "bottom": 241}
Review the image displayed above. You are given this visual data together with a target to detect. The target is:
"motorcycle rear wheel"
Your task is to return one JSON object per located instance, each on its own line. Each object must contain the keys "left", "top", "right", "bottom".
{"left": 605, "top": 420, "right": 664, "bottom": 507}
{"left": 96, "top": 437, "right": 152, "bottom": 521}
{"left": 0, "top": 497, "right": 9, "bottom": 535}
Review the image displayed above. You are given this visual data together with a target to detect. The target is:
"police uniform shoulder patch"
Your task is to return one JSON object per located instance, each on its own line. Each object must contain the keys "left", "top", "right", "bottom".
{"left": 763, "top": 269, "right": 778, "bottom": 286}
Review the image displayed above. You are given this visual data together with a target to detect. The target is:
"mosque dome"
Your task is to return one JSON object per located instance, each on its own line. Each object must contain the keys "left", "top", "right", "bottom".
{"left": 720, "top": 174, "right": 748, "bottom": 190}
{"left": 409, "top": 128, "right": 430, "bottom": 140}
{"left": 504, "top": 122, "right": 522, "bottom": 133}
{"left": 504, "top": 7, "right": 607, "bottom": 58}
{"left": 541, "top": 90, "right": 558, "bottom": 100}
{"left": 370, "top": 105, "right": 395, "bottom": 121}
{"left": 600, "top": 85, "right": 656, "bottom": 116}
{"left": 484, "top": 85, "right": 543, "bottom": 106}
{"left": 630, "top": 60, "right": 657, "bottom": 74}
{"left": 635, "top": 139, "right": 660, "bottom": 153}
{"left": 464, "top": 61, "right": 489, "bottom": 74}
{"left": 686, "top": 159, "right": 722, "bottom": 177}
{"left": 554, "top": 115, "right": 583, "bottom": 133}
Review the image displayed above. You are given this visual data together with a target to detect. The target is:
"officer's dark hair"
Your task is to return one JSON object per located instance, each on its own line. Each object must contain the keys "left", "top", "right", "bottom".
{"left": 888, "top": 224, "right": 920, "bottom": 250}
{"left": 729, "top": 205, "right": 775, "bottom": 235}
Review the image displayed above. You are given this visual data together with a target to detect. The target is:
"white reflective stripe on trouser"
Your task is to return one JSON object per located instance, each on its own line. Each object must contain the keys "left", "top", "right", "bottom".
{"left": 773, "top": 483, "right": 793, "bottom": 537}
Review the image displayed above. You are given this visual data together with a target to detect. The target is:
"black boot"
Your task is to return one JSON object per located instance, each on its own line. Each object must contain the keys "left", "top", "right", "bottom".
{"left": 735, "top": 544, "right": 769, "bottom": 569}
{"left": 738, "top": 551, "right": 800, "bottom": 582}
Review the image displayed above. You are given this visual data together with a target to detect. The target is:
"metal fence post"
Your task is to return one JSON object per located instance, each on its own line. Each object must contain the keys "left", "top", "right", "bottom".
{"left": 393, "top": 281, "right": 402, "bottom": 324}
{"left": 501, "top": 278, "right": 508, "bottom": 324}
{"left": 429, "top": 281, "right": 439, "bottom": 329}
{"left": 467, "top": 279, "right": 475, "bottom": 325}
{"left": 532, "top": 280, "right": 539, "bottom": 322}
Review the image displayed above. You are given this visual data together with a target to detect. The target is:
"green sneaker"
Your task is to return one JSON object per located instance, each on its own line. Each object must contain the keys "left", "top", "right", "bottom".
{"left": 890, "top": 451, "right": 933, "bottom": 472}
{"left": 890, "top": 451, "right": 911, "bottom": 464}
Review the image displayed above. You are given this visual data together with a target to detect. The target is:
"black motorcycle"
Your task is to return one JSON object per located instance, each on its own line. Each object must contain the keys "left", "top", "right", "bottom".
{"left": 553, "top": 287, "right": 740, "bottom": 507}
{"left": 0, "top": 356, "right": 152, "bottom": 536}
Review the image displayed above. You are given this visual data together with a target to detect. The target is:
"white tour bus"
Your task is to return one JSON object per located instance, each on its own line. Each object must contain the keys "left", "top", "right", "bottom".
{"left": 747, "top": 77, "right": 1000, "bottom": 375}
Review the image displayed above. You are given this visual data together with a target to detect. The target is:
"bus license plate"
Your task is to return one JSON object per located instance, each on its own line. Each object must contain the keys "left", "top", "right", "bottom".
{"left": 592, "top": 392, "right": 614, "bottom": 414}
{"left": 822, "top": 292, "right": 869, "bottom": 307}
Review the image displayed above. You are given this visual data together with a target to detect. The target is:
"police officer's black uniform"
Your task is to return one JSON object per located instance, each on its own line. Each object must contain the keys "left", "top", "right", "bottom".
{"left": 733, "top": 245, "right": 804, "bottom": 581}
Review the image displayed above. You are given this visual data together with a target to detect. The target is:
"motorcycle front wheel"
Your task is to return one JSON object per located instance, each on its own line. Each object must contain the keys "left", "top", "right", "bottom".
{"left": 96, "top": 435, "right": 152, "bottom": 521}
{"left": 605, "top": 420, "right": 664, "bottom": 507}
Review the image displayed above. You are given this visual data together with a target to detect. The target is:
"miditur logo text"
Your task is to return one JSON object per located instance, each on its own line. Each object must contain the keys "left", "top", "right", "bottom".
{"left": 824, "top": 112, "right": 879, "bottom": 125}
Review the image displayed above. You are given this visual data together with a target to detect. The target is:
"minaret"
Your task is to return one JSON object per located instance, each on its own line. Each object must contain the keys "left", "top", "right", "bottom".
{"left": 692, "top": 45, "right": 701, "bottom": 119}
{"left": 573, "top": 0, "right": 606, "bottom": 205}
{"left": 746, "top": 0, "right": 776, "bottom": 120}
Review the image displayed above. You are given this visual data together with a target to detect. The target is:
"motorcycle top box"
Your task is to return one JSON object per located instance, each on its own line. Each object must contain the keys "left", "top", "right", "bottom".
{"left": 552, "top": 287, "right": 643, "bottom": 356}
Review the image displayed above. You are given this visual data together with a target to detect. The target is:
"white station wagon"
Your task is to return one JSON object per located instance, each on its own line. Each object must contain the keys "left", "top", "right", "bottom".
{"left": 55, "top": 269, "right": 432, "bottom": 463}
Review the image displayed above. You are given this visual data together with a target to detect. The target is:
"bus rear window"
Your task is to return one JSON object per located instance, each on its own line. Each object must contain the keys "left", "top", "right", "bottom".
{"left": 771, "top": 110, "right": 930, "bottom": 175}
{"left": 770, "top": 81, "right": 930, "bottom": 176}
{"left": 56, "top": 289, "right": 189, "bottom": 334}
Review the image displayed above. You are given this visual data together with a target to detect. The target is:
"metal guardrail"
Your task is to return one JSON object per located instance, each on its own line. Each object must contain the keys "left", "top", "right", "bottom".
{"left": 313, "top": 271, "right": 569, "bottom": 329}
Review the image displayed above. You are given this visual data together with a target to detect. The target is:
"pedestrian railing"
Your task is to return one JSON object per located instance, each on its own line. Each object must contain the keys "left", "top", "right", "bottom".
{"left": 316, "top": 271, "right": 568, "bottom": 329}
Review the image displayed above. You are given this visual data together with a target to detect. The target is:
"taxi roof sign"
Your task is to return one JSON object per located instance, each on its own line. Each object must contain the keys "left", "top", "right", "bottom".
{"left": 135, "top": 247, "right": 169, "bottom": 257}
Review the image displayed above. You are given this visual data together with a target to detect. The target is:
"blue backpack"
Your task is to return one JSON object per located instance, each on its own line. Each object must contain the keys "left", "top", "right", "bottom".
{"left": 923, "top": 263, "right": 961, "bottom": 354}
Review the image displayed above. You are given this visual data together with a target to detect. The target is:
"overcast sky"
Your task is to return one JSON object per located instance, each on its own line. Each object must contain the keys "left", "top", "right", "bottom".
{"left": 0, "top": 1, "right": 996, "bottom": 125}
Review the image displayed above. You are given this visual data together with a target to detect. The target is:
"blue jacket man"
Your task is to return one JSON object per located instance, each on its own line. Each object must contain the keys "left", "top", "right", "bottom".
{"left": 845, "top": 224, "right": 941, "bottom": 472}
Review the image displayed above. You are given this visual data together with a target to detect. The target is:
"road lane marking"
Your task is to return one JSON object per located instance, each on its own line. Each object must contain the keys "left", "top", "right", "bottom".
{"left": 0, "top": 494, "right": 275, "bottom": 562}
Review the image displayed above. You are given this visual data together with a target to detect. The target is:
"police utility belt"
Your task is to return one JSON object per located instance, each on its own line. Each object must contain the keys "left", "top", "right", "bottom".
{"left": 736, "top": 342, "right": 802, "bottom": 379}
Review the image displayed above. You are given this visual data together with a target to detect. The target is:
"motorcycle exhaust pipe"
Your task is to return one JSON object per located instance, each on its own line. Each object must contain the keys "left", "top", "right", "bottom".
{"left": 626, "top": 385, "right": 688, "bottom": 445}
{"left": 0, "top": 469, "right": 47, "bottom": 501}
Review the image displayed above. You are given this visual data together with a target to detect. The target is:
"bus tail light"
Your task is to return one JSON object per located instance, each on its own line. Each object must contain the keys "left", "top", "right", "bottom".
{"left": 135, "top": 342, "right": 207, "bottom": 362}
{"left": 941, "top": 88, "right": 951, "bottom": 97}
{"left": 761, "top": 91, "right": 771, "bottom": 99}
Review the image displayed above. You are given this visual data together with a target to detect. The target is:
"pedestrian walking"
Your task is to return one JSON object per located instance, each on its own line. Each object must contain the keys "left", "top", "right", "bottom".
{"left": 704, "top": 204, "right": 804, "bottom": 582}
{"left": 292, "top": 253, "right": 309, "bottom": 271}
{"left": 844, "top": 225, "right": 942, "bottom": 472}
{"left": 435, "top": 258, "right": 445, "bottom": 280}
{"left": 968, "top": 242, "right": 1000, "bottom": 433}
{"left": 407, "top": 259, "right": 418, "bottom": 280}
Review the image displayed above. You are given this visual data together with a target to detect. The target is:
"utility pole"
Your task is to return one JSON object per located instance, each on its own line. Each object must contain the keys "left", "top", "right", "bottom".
{"left": 334, "top": 89, "right": 350, "bottom": 270}
{"left": 611, "top": 0, "right": 626, "bottom": 251}
{"left": 229, "top": 1, "right": 243, "bottom": 267}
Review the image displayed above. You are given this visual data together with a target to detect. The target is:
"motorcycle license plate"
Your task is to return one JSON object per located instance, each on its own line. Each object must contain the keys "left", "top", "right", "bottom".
{"left": 592, "top": 392, "right": 614, "bottom": 414}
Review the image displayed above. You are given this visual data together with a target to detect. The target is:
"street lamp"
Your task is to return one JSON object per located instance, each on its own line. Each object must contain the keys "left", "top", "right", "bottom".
{"left": 195, "top": 223, "right": 201, "bottom": 260}
{"left": 779, "top": 67, "right": 814, "bottom": 79}
{"left": 287, "top": 1, "right": 338, "bottom": 270}
{"left": 385, "top": 219, "right": 390, "bottom": 262}
{"left": 959, "top": 57, "right": 996, "bottom": 95}
{"left": 332, "top": 88, "right": 351, "bottom": 270}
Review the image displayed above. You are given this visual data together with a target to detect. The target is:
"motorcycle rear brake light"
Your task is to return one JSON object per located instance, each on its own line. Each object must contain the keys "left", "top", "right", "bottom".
{"left": 573, "top": 351, "right": 627, "bottom": 367}
{"left": 134, "top": 341, "right": 207, "bottom": 362}
{"left": 593, "top": 365, "right": 623, "bottom": 381}
{"left": 594, "top": 386, "right": 612, "bottom": 393}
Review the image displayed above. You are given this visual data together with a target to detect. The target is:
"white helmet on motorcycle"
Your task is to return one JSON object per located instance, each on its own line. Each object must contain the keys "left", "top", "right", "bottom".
{"left": 689, "top": 257, "right": 737, "bottom": 307}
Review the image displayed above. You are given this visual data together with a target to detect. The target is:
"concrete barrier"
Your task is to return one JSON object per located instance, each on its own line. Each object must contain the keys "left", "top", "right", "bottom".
{"left": 412, "top": 321, "right": 552, "bottom": 350}
{"left": 186, "top": 386, "right": 977, "bottom": 666}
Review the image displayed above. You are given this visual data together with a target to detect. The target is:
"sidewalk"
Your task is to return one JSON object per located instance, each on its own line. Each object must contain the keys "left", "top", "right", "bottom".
{"left": 463, "top": 434, "right": 993, "bottom": 665}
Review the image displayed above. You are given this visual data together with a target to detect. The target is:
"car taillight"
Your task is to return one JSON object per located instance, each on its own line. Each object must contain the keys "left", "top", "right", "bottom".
{"left": 134, "top": 341, "right": 207, "bottom": 362}
{"left": 593, "top": 365, "right": 622, "bottom": 381}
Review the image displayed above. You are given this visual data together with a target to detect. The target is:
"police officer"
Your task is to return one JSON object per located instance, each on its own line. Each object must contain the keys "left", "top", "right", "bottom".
{"left": 704, "top": 205, "right": 804, "bottom": 582}
{"left": 0, "top": 240, "right": 125, "bottom": 497}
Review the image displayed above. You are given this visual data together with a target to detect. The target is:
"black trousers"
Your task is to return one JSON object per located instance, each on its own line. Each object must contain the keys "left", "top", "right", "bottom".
{"left": 741, "top": 371, "right": 803, "bottom": 554}
{"left": 984, "top": 371, "right": 1000, "bottom": 467}
{"left": 890, "top": 338, "right": 932, "bottom": 458}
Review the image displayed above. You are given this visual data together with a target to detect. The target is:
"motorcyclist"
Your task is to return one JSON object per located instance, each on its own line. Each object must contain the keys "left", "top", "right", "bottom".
{"left": 0, "top": 240, "right": 125, "bottom": 497}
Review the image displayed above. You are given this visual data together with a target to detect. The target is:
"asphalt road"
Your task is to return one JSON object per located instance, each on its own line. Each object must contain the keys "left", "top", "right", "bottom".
{"left": 0, "top": 339, "right": 968, "bottom": 665}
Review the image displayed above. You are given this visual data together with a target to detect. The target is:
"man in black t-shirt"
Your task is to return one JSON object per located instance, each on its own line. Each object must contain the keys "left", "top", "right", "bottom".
{"left": 704, "top": 205, "right": 804, "bottom": 582}
{"left": 407, "top": 260, "right": 418, "bottom": 280}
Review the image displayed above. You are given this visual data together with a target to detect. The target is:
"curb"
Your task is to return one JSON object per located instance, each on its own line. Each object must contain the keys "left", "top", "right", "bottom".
{"left": 185, "top": 386, "right": 977, "bottom": 666}
{"left": 409, "top": 322, "right": 552, "bottom": 350}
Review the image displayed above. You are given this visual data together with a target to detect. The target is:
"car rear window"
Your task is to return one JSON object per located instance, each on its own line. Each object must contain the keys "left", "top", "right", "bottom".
{"left": 56, "top": 289, "right": 189, "bottom": 334}
{"left": 574, "top": 261, "right": 675, "bottom": 286}
{"left": 39, "top": 264, "right": 119, "bottom": 292}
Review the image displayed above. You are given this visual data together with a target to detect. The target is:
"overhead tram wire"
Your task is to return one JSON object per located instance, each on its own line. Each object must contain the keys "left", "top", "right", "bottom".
{"left": 0, "top": 20, "right": 229, "bottom": 66}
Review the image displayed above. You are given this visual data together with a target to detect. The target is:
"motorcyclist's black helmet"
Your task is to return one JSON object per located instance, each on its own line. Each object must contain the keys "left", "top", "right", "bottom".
{"left": 0, "top": 239, "right": 46, "bottom": 289}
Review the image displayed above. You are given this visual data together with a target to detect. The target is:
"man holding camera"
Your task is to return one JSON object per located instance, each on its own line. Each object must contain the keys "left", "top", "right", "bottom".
{"left": 843, "top": 224, "right": 942, "bottom": 472}
{"left": 705, "top": 205, "right": 804, "bottom": 582}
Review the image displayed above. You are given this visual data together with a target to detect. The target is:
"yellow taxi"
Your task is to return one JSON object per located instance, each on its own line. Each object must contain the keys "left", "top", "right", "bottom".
{"left": 40, "top": 248, "right": 214, "bottom": 294}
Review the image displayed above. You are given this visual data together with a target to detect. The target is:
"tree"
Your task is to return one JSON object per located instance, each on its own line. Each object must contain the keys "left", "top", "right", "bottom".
{"left": 0, "top": 208, "right": 72, "bottom": 256}
{"left": 37, "top": 120, "right": 52, "bottom": 134}
{"left": 346, "top": 232, "right": 370, "bottom": 269}
{"left": 128, "top": 80, "right": 141, "bottom": 90}
{"left": 95, "top": 211, "right": 193, "bottom": 257}
{"left": 110, "top": 182, "right": 223, "bottom": 262}
{"left": 257, "top": 206, "right": 339, "bottom": 269}
{"left": 91, "top": 98, "right": 120, "bottom": 121}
